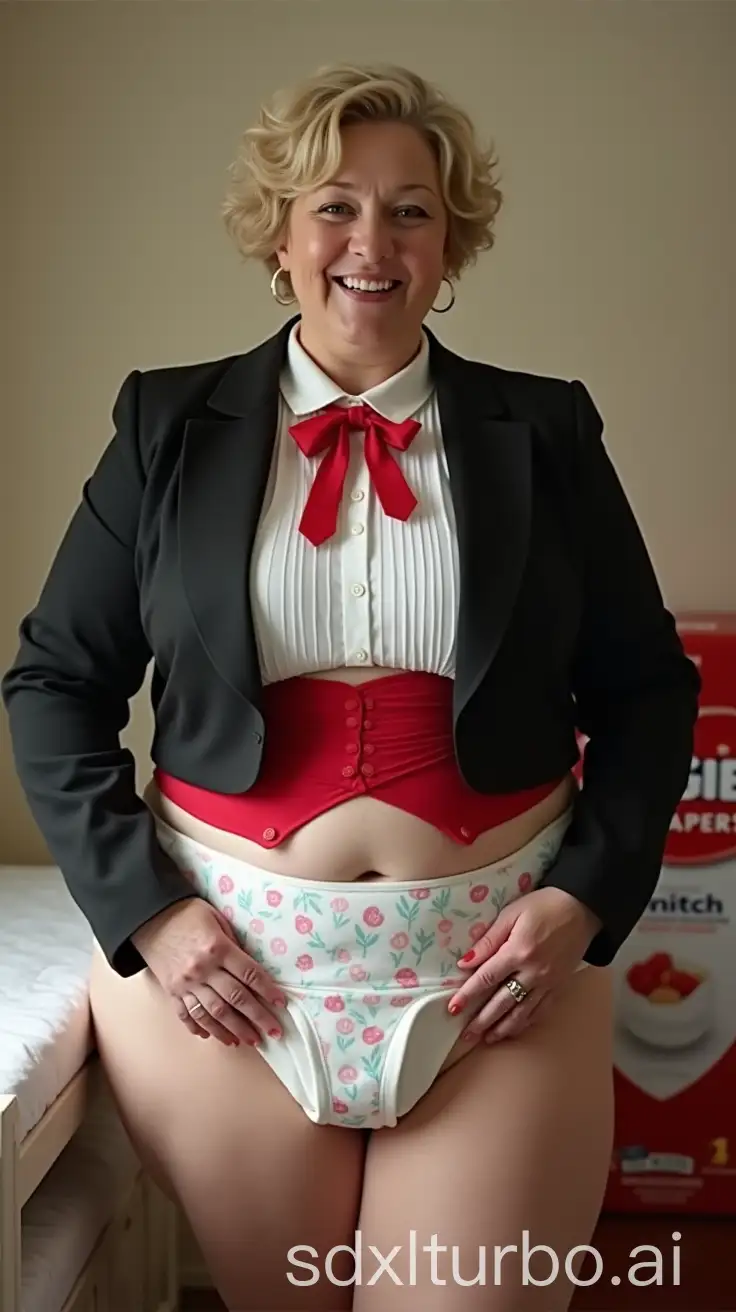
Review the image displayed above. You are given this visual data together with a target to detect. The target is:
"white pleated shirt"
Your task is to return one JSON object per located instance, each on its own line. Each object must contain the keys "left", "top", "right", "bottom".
{"left": 249, "top": 323, "right": 460, "bottom": 686}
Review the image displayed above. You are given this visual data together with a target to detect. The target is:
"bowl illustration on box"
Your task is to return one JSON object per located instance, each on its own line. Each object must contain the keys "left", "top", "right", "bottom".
{"left": 619, "top": 951, "right": 713, "bottom": 1048}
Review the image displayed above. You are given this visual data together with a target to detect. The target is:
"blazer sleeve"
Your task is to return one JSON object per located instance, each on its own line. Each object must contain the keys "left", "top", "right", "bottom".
{"left": 1, "top": 370, "right": 196, "bottom": 976}
{"left": 538, "top": 379, "right": 701, "bottom": 965}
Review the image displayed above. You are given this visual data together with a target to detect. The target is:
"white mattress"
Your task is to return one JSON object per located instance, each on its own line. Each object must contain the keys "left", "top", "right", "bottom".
{"left": 21, "top": 1077, "right": 140, "bottom": 1312}
{"left": 0, "top": 865, "right": 95, "bottom": 1140}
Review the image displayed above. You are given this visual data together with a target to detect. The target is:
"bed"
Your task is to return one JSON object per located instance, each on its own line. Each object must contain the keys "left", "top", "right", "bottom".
{"left": 0, "top": 865, "right": 180, "bottom": 1312}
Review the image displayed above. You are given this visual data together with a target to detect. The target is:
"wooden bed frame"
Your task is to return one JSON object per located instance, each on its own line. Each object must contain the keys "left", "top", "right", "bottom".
{"left": 0, "top": 1054, "right": 179, "bottom": 1312}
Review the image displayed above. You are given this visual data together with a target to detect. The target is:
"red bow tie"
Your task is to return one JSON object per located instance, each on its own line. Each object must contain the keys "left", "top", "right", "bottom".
{"left": 288, "top": 403, "right": 421, "bottom": 546}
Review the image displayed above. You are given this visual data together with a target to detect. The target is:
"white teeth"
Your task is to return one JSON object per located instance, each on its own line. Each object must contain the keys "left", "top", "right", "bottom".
{"left": 339, "top": 276, "right": 396, "bottom": 292}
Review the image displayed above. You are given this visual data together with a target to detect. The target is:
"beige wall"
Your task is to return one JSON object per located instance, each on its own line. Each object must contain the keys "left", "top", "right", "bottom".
{"left": 1, "top": 0, "right": 734, "bottom": 863}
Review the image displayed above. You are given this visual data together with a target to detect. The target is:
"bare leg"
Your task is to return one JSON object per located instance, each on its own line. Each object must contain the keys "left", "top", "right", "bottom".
{"left": 353, "top": 966, "right": 614, "bottom": 1311}
{"left": 89, "top": 947, "right": 367, "bottom": 1311}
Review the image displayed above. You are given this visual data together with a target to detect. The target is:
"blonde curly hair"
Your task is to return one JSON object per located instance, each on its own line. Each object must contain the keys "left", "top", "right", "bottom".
{"left": 222, "top": 62, "right": 503, "bottom": 285}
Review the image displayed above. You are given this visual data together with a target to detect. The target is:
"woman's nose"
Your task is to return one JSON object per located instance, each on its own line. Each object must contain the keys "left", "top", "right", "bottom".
{"left": 348, "top": 216, "right": 395, "bottom": 264}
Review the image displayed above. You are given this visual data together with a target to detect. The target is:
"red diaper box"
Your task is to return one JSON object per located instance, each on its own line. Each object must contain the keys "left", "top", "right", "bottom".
{"left": 600, "top": 612, "right": 736, "bottom": 1213}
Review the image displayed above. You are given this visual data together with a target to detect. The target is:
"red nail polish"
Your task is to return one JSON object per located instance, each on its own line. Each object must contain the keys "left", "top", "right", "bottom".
{"left": 268, "top": 1028, "right": 281, "bottom": 1038}
{"left": 448, "top": 1001, "right": 464, "bottom": 1015}
{"left": 460, "top": 950, "right": 475, "bottom": 963}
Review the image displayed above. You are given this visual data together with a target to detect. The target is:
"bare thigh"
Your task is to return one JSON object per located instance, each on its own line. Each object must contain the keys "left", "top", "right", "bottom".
{"left": 354, "top": 965, "right": 615, "bottom": 1312}
{"left": 88, "top": 947, "right": 367, "bottom": 1312}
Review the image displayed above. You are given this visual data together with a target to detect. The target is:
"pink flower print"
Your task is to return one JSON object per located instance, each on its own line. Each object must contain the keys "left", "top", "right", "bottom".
{"left": 395, "top": 967, "right": 419, "bottom": 988}
{"left": 266, "top": 889, "right": 282, "bottom": 907}
{"left": 363, "top": 906, "right": 384, "bottom": 927}
{"left": 336, "top": 1017, "right": 354, "bottom": 1035}
{"left": 409, "top": 888, "right": 431, "bottom": 900}
{"left": 249, "top": 918, "right": 264, "bottom": 935}
{"left": 469, "top": 922, "right": 487, "bottom": 943}
{"left": 218, "top": 874, "right": 234, "bottom": 894}
{"left": 270, "top": 937, "right": 288, "bottom": 955}
{"left": 391, "top": 995, "right": 413, "bottom": 1007}
{"left": 338, "top": 1064, "right": 359, "bottom": 1085}
{"left": 295, "top": 914, "right": 313, "bottom": 935}
{"left": 222, "top": 906, "right": 234, "bottom": 922}
{"left": 437, "top": 918, "right": 453, "bottom": 934}
{"left": 518, "top": 872, "right": 533, "bottom": 893}
{"left": 362, "top": 994, "right": 381, "bottom": 1006}
{"left": 470, "top": 884, "right": 489, "bottom": 903}
{"left": 337, "top": 949, "right": 352, "bottom": 963}
{"left": 295, "top": 953, "right": 314, "bottom": 972}
{"left": 324, "top": 995, "right": 346, "bottom": 1012}
{"left": 349, "top": 965, "right": 368, "bottom": 982}
{"left": 363, "top": 1026, "right": 384, "bottom": 1045}
{"left": 390, "top": 932, "right": 409, "bottom": 949}
{"left": 332, "top": 1098, "right": 349, "bottom": 1115}
{"left": 330, "top": 897, "right": 350, "bottom": 913}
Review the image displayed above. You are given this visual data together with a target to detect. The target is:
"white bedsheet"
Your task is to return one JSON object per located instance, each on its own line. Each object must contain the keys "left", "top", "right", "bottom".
{"left": 21, "top": 1077, "right": 139, "bottom": 1312}
{"left": 0, "top": 865, "right": 95, "bottom": 1141}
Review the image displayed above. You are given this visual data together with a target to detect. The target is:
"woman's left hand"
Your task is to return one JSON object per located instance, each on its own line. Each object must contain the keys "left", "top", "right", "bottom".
{"left": 447, "top": 887, "right": 602, "bottom": 1043}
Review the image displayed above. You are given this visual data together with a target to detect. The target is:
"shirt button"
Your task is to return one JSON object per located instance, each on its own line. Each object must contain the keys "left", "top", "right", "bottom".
{"left": 342, "top": 765, "right": 355, "bottom": 778}
{"left": 345, "top": 699, "right": 359, "bottom": 710}
{"left": 351, "top": 583, "right": 366, "bottom": 597}
{"left": 363, "top": 743, "right": 375, "bottom": 756}
{"left": 354, "top": 650, "right": 368, "bottom": 662}
{"left": 263, "top": 826, "right": 277, "bottom": 841}
{"left": 350, "top": 524, "right": 364, "bottom": 536}
{"left": 360, "top": 763, "right": 375, "bottom": 777}
{"left": 350, "top": 489, "right": 364, "bottom": 501}
{"left": 345, "top": 716, "right": 358, "bottom": 728}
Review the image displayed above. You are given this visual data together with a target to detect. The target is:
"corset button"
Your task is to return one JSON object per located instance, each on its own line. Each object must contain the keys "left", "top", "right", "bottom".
{"left": 360, "top": 763, "right": 375, "bottom": 777}
{"left": 345, "top": 698, "right": 359, "bottom": 710}
{"left": 364, "top": 697, "right": 374, "bottom": 710}
{"left": 459, "top": 826, "right": 472, "bottom": 840}
{"left": 263, "top": 827, "right": 277, "bottom": 841}
{"left": 345, "top": 742, "right": 359, "bottom": 755}
{"left": 363, "top": 743, "right": 375, "bottom": 755}
{"left": 342, "top": 765, "right": 355, "bottom": 778}
{"left": 345, "top": 716, "right": 358, "bottom": 728}
{"left": 363, "top": 718, "right": 373, "bottom": 729}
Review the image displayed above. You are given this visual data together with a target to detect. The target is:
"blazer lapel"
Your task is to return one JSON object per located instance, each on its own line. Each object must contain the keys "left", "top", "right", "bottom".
{"left": 429, "top": 332, "right": 532, "bottom": 723}
{"left": 178, "top": 317, "right": 296, "bottom": 707}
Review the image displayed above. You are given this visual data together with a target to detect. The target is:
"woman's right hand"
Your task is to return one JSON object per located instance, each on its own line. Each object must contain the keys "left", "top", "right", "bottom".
{"left": 131, "top": 898, "right": 286, "bottom": 1047}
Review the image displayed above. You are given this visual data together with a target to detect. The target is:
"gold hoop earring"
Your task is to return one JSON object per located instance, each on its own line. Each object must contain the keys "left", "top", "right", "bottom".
{"left": 270, "top": 267, "right": 297, "bottom": 306}
{"left": 431, "top": 276, "right": 455, "bottom": 314}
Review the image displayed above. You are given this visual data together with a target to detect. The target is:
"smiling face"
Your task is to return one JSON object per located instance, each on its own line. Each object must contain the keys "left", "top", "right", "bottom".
{"left": 275, "top": 119, "right": 448, "bottom": 391}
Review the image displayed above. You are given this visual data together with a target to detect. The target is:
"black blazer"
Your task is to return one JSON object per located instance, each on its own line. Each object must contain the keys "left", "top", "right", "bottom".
{"left": 2, "top": 317, "right": 701, "bottom": 975}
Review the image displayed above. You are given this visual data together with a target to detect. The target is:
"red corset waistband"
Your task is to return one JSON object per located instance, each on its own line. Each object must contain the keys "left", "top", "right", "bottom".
{"left": 155, "top": 671, "right": 562, "bottom": 847}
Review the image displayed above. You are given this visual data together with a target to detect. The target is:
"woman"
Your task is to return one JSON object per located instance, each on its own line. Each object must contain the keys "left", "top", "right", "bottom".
{"left": 3, "top": 63, "right": 699, "bottom": 1311}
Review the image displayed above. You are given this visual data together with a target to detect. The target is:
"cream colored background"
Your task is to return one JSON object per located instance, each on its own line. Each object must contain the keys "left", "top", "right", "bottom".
{"left": 1, "top": 0, "right": 734, "bottom": 870}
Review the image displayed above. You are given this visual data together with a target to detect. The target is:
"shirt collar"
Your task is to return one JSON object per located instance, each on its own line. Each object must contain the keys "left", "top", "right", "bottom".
{"left": 280, "top": 321, "right": 434, "bottom": 422}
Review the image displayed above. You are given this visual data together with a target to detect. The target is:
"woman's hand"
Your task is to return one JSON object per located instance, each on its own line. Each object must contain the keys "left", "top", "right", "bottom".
{"left": 131, "top": 898, "right": 287, "bottom": 1047}
{"left": 447, "top": 887, "right": 601, "bottom": 1043}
